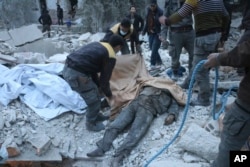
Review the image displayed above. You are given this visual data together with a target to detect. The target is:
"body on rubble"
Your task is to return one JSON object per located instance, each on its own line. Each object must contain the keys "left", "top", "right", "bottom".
{"left": 87, "top": 86, "right": 180, "bottom": 166}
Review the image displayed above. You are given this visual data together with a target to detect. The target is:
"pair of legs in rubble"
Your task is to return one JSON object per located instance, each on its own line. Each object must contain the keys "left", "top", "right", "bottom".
{"left": 168, "top": 29, "right": 195, "bottom": 81}
{"left": 180, "top": 32, "right": 221, "bottom": 106}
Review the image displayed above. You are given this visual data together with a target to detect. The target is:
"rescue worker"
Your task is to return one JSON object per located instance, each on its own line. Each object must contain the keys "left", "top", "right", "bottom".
{"left": 101, "top": 18, "right": 142, "bottom": 55}
{"left": 87, "top": 86, "right": 180, "bottom": 166}
{"left": 62, "top": 34, "right": 124, "bottom": 132}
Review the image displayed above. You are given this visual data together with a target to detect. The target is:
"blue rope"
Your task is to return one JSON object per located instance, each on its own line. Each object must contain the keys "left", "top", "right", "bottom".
{"left": 144, "top": 60, "right": 237, "bottom": 167}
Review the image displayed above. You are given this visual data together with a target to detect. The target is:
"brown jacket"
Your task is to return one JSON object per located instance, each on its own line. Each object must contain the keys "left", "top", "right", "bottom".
{"left": 218, "top": 37, "right": 250, "bottom": 104}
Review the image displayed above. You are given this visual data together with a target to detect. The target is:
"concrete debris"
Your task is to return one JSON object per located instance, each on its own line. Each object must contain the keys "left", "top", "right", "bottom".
{"left": 27, "top": 134, "right": 51, "bottom": 156}
{"left": 0, "top": 11, "right": 243, "bottom": 167}
{"left": 177, "top": 123, "right": 220, "bottom": 162}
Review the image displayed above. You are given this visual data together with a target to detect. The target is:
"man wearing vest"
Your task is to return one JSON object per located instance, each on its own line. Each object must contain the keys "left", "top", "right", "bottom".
{"left": 62, "top": 34, "right": 124, "bottom": 132}
{"left": 101, "top": 18, "right": 142, "bottom": 55}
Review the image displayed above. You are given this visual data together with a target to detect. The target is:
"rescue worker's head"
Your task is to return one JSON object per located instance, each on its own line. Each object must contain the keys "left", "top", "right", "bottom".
{"left": 150, "top": 0, "right": 157, "bottom": 11}
{"left": 119, "top": 18, "right": 131, "bottom": 36}
{"left": 108, "top": 34, "right": 124, "bottom": 53}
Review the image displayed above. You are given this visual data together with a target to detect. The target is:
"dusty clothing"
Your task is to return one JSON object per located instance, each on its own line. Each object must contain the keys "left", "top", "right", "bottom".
{"left": 96, "top": 87, "right": 179, "bottom": 156}
{"left": 101, "top": 23, "right": 138, "bottom": 55}
{"left": 62, "top": 42, "right": 116, "bottom": 123}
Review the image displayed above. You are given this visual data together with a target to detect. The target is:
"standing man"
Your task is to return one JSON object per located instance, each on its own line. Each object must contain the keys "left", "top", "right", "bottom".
{"left": 62, "top": 34, "right": 124, "bottom": 132}
{"left": 162, "top": 0, "right": 195, "bottom": 81}
{"left": 159, "top": 0, "right": 229, "bottom": 106}
{"left": 142, "top": 0, "right": 164, "bottom": 69}
{"left": 126, "top": 5, "right": 144, "bottom": 54}
{"left": 57, "top": 4, "right": 64, "bottom": 25}
{"left": 204, "top": 2, "right": 250, "bottom": 167}
{"left": 101, "top": 18, "right": 142, "bottom": 55}
{"left": 38, "top": 10, "right": 52, "bottom": 38}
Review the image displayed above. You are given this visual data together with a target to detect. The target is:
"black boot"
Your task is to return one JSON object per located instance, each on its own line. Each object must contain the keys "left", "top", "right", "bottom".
{"left": 86, "top": 121, "right": 105, "bottom": 132}
{"left": 86, "top": 148, "right": 104, "bottom": 157}
{"left": 96, "top": 113, "right": 109, "bottom": 122}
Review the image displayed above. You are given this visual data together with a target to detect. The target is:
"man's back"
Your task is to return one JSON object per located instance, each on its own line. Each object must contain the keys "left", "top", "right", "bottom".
{"left": 176, "top": 0, "right": 229, "bottom": 33}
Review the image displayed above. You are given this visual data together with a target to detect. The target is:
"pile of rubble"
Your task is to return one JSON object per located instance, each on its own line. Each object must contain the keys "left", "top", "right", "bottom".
{"left": 0, "top": 12, "right": 244, "bottom": 167}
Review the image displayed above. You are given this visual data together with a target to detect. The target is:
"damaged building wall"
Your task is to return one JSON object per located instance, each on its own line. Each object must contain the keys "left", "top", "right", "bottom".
{"left": 0, "top": 0, "right": 165, "bottom": 33}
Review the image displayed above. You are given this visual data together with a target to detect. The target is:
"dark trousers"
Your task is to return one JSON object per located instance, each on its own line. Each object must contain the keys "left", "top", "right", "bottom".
{"left": 62, "top": 65, "right": 101, "bottom": 123}
{"left": 148, "top": 33, "right": 162, "bottom": 66}
{"left": 212, "top": 99, "right": 250, "bottom": 167}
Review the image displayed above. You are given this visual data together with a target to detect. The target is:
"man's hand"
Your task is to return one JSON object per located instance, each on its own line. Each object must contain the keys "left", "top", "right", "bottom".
{"left": 159, "top": 16, "right": 168, "bottom": 25}
{"left": 204, "top": 53, "right": 220, "bottom": 69}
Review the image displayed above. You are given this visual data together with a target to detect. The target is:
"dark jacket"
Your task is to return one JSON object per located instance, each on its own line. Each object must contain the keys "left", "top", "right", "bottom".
{"left": 126, "top": 13, "right": 144, "bottom": 33}
{"left": 218, "top": 38, "right": 250, "bottom": 105}
{"left": 101, "top": 23, "right": 139, "bottom": 45}
{"left": 38, "top": 12, "right": 52, "bottom": 25}
{"left": 66, "top": 42, "right": 116, "bottom": 97}
{"left": 241, "top": 1, "right": 250, "bottom": 30}
{"left": 143, "top": 6, "right": 163, "bottom": 35}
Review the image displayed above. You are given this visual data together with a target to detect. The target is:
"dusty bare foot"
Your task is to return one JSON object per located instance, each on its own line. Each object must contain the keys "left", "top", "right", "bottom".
{"left": 164, "top": 114, "right": 175, "bottom": 125}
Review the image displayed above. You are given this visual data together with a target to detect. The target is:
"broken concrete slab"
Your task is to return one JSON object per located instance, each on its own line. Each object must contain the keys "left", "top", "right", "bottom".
{"left": 8, "top": 24, "right": 43, "bottom": 46}
{"left": 0, "top": 54, "right": 17, "bottom": 64}
{"left": 27, "top": 134, "right": 51, "bottom": 156}
{"left": 176, "top": 123, "right": 220, "bottom": 162}
{"left": 0, "top": 31, "right": 11, "bottom": 42}
{"left": 15, "top": 39, "right": 64, "bottom": 58}
{"left": 8, "top": 148, "right": 62, "bottom": 162}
